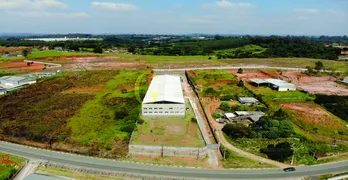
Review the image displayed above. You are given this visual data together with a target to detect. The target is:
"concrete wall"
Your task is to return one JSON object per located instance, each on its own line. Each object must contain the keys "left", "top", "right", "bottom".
{"left": 142, "top": 103, "right": 185, "bottom": 117}
{"left": 129, "top": 145, "right": 207, "bottom": 159}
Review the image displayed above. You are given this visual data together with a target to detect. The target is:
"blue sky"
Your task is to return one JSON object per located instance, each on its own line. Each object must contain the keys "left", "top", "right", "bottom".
{"left": 0, "top": 0, "right": 347, "bottom": 35}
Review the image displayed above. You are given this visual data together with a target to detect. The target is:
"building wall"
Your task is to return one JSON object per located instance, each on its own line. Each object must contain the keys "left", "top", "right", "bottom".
{"left": 278, "top": 86, "right": 296, "bottom": 91}
{"left": 142, "top": 103, "right": 185, "bottom": 117}
{"left": 129, "top": 144, "right": 207, "bottom": 159}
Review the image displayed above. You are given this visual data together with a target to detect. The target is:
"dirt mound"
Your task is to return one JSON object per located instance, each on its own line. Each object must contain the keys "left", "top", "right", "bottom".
{"left": 232, "top": 70, "right": 273, "bottom": 81}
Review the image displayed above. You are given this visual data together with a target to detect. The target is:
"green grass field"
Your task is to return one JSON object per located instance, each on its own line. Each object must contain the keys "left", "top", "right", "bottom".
{"left": 0, "top": 153, "right": 26, "bottom": 180}
{"left": 215, "top": 45, "right": 268, "bottom": 56}
{"left": 222, "top": 149, "right": 276, "bottom": 168}
{"left": 68, "top": 70, "right": 150, "bottom": 151}
{"left": 132, "top": 100, "right": 205, "bottom": 147}
{"left": 37, "top": 167, "right": 126, "bottom": 180}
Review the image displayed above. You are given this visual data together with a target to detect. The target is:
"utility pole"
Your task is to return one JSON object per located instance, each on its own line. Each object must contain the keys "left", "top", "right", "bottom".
{"left": 161, "top": 145, "right": 164, "bottom": 158}
{"left": 291, "top": 148, "right": 296, "bottom": 165}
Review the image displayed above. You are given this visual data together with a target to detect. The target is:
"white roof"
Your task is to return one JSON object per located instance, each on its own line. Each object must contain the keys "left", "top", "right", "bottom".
{"left": 343, "top": 77, "right": 348, "bottom": 83}
{"left": 235, "top": 111, "right": 265, "bottom": 116}
{"left": 238, "top": 97, "right": 258, "bottom": 103}
{"left": 0, "top": 76, "right": 35, "bottom": 82}
{"left": 265, "top": 78, "right": 296, "bottom": 88}
{"left": 143, "top": 75, "right": 184, "bottom": 104}
{"left": 225, "top": 113, "right": 236, "bottom": 118}
{"left": 250, "top": 78, "right": 268, "bottom": 84}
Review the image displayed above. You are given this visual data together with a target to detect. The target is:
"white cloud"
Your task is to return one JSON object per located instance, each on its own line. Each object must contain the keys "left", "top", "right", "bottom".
{"left": 0, "top": 0, "right": 67, "bottom": 10}
{"left": 91, "top": 2, "right": 138, "bottom": 11}
{"left": 202, "top": 0, "right": 253, "bottom": 10}
{"left": 5, "top": 11, "right": 89, "bottom": 18}
{"left": 294, "top": 9, "right": 319, "bottom": 14}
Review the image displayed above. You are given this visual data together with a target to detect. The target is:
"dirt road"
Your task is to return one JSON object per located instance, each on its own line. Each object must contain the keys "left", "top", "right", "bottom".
{"left": 205, "top": 103, "right": 289, "bottom": 168}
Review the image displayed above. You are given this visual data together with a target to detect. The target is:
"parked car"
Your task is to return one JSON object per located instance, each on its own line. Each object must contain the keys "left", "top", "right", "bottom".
{"left": 283, "top": 167, "right": 296, "bottom": 172}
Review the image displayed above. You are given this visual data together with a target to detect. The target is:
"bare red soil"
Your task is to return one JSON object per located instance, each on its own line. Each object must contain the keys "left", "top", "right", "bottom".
{"left": 280, "top": 71, "right": 348, "bottom": 96}
{"left": 0, "top": 60, "right": 45, "bottom": 72}
{"left": 230, "top": 69, "right": 273, "bottom": 81}
{"left": 0, "top": 47, "right": 26, "bottom": 53}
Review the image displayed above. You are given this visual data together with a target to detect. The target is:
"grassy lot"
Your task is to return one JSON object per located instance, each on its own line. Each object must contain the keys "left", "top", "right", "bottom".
{"left": 222, "top": 149, "right": 276, "bottom": 169}
{"left": 68, "top": 70, "right": 150, "bottom": 154}
{"left": 215, "top": 45, "right": 268, "bottom": 56}
{"left": 132, "top": 100, "right": 205, "bottom": 147}
{"left": 113, "top": 54, "right": 348, "bottom": 71}
{"left": 0, "top": 153, "right": 26, "bottom": 180}
{"left": 188, "top": 69, "right": 253, "bottom": 99}
{"left": 0, "top": 70, "right": 149, "bottom": 158}
{"left": 316, "top": 153, "right": 348, "bottom": 164}
{"left": 27, "top": 50, "right": 96, "bottom": 59}
{"left": 281, "top": 102, "right": 348, "bottom": 141}
{"left": 37, "top": 167, "right": 126, "bottom": 180}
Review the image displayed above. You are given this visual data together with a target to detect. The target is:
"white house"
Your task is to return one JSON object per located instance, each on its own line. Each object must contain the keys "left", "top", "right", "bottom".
{"left": 142, "top": 75, "right": 185, "bottom": 117}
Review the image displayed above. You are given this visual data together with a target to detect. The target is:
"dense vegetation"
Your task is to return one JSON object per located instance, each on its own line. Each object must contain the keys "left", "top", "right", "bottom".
{"left": 0, "top": 35, "right": 345, "bottom": 60}
{"left": 315, "top": 95, "right": 348, "bottom": 122}
{"left": 0, "top": 70, "right": 149, "bottom": 158}
{"left": 222, "top": 110, "right": 294, "bottom": 140}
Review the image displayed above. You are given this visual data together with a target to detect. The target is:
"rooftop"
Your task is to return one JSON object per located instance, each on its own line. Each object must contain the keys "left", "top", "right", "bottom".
{"left": 143, "top": 75, "right": 184, "bottom": 104}
{"left": 0, "top": 76, "right": 35, "bottom": 82}
{"left": 238, "top": 97, "right": 258, "bottom": 103}
{"left": 265, "top": 78, "right": 296, "bottom": 88}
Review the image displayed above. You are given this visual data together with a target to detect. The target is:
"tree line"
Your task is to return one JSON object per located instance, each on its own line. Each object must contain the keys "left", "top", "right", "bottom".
{"left": 0, "top": 35, "right": 345, "bottom": 60}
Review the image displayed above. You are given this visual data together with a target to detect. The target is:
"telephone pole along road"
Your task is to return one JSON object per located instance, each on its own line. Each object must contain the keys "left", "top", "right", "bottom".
{"left": 1, "top": 141, "right": 347, "bottom": 180}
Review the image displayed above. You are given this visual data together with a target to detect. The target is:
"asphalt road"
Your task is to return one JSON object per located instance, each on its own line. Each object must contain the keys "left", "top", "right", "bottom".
{"left": 1, "top": 141, "right": 347, "bottom": 179}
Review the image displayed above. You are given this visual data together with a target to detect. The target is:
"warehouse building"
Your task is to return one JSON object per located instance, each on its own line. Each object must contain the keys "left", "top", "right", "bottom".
{"left": 250, "top": 78, "right": 296, "bottom": 91}
{"left": 238, "top": 97, "right": 259, "bottom": 105}
{"left": 142, "top": 75, "right": 185, "bottom": 117}
{"left": 0, "top": 76, "right": 36, "bottom": 87}
{"left": 0, "top": 76, "right": 37, "bottom": 94}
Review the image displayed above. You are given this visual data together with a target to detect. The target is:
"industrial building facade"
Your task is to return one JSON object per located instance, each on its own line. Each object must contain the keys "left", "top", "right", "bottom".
{"left": 250, "top": 78, "right": 296, "bottom": 91}
{"left": 142, "top": 75, "right": 185, "bottom": 117}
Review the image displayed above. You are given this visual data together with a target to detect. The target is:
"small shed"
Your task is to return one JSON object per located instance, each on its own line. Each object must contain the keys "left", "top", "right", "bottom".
{"left": 224, "top": 112, "right": 236, "bottom": 121}
{"left": 235, "top": 111, "right": 265, "bottom": 122}
{"left": 343, "top": 77, "right": 348, "bottom": 84}
{"left": 238, "top": 97, "right": 259, "bottom": 105}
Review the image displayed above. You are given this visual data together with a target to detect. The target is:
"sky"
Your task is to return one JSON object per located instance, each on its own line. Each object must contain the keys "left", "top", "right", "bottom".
{"left": 0, "top": 0, "right": 347, "bottom": 35}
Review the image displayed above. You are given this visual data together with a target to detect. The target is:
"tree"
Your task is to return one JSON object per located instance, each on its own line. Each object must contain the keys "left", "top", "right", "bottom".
{"left": 222, "top": 123, "right": 256, "bottom": 139}
{"left": 93, "top": 46, "right": 103, "bottom": 54}
{"left": 220, "top": 102, "right": 230, "bottom": 111}
{"left": 22, "top": 49, "right": 29, "bottom": 57}
{"left": 237, "top": 80, "right": 244, "bottom": 87}
{"left": 208, "top": 56, "right": 212, "bottom": 60}
{"left": 260, "top": 142, "right": 294, "bottom": 162}
{"left": 237, "top": 68, "right": 243, "bottom": 74}
{"left": 315, "top": 61, "right": 324, "bottom": 71}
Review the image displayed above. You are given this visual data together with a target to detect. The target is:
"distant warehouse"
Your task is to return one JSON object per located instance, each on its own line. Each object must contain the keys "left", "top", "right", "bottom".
{"left": 250, "top": 78, "right": 296, "bottom": 91}
{"left": 142, "top": 75, "right": 185, "bottom": 117}
{"left": 0, "top": 76, "right": 36, "bottom": 94}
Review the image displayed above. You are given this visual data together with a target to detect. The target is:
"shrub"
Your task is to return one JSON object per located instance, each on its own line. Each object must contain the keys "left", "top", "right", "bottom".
{"left": 223, "top": 123, "right": 256, "bottom": 139}
{"left": 191, "top": 117, "right": 197, "bottom": 123}
{"left": 260, "top": 142, "right": 294, "bottom": 162}
{"left": 120, "top": 123, "right": 136, "bottom": 133}
{"left": 237, "top": 68, "right": 243, "bottom": 74}
{"left": 220, "top": 102, "right": 230, "bottom": 111}
{"left": 138, "top": 118, "right": 145, "bottom": 125}
{"left": 212, "top": 113, "right": 221, "bottom": 119}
